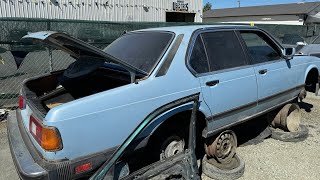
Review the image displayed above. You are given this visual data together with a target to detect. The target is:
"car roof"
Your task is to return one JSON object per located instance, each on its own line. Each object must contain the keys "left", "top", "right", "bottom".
{"left": 134, "top": 25, "right": 258, "bottom": 34}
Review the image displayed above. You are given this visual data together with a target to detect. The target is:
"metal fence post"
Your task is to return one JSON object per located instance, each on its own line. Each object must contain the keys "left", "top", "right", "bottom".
{"left": 49, "top": 48, "right": 53, "bottom": 72}
{"left": 47, "top": 20, "right": 53, "bottom": 72}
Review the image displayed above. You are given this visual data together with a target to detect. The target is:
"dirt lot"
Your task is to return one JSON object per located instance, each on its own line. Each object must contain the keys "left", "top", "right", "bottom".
{"left": 0, "top": 117, "right": 19, "bottom": 180}
{"left": 1, "top": 93, "right": 320, "bottom": 180}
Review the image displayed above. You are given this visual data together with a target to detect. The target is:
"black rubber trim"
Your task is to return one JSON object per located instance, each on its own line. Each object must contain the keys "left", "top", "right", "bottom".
{"left": 206, "top": 84, "right": 305, "bottom": 123}
{"left": 258, "top": 84, "right": 305, "bottom": 103}
{"left": 206, "top": 101, "right": 257, "bottom": 122}
{"left": 156, "top": 34, "right": 184, "bottom": 77}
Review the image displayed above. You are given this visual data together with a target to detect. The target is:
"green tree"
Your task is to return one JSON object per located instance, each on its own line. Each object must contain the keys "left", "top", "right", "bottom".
{"left": 203, "top": 2, "right": 212, "bottom": 12}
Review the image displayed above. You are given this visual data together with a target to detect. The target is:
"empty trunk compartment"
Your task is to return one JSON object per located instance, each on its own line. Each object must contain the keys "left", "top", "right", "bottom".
{"left": 24, "top": 61, "right": 133, "bottom": 114}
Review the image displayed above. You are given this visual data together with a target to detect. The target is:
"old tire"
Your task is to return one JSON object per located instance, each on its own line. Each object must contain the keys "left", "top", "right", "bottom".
{"left": 205, "top": 130, "right": 237, "bottom": 163}
{"left": 202, "top": 154, "right": 245, "bottom": 180}
{"left": 272, "top": 103, "right": 301, "bottom": 132}
{"left": 270, "top": 124, "right": 308, "bottom": 142}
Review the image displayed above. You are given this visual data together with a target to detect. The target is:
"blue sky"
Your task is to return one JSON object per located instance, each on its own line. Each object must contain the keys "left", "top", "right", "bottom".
{"left": 204, "top": 0, "right": 319, "bottom": 9}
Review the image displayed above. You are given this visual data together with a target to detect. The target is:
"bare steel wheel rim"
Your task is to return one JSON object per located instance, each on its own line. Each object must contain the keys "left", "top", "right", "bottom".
{"left": 205, "top": 130, "right": 237, "bottom": 163}
{"left": 161, "top": 137, "right": 185, "bottom": 160}
{"left": 164, "top": 140, "right": 185, "bottom": 157}
{"left": 217, "top": 134, "right": 233, "bottom": 158}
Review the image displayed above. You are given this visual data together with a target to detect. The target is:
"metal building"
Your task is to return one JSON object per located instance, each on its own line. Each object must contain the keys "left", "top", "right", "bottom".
{"left": 203, "top": 2, "right": 320, "bottom": 25}
{"left": 0, "top": 0, "right": 202, "bottom": 22}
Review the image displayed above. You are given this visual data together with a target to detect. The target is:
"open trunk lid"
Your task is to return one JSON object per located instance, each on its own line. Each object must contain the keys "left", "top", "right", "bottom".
{"left": 22, "top": 31, "right": 148, "bottom": 77}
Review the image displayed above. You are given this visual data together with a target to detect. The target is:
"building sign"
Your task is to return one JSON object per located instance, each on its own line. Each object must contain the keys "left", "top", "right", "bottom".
{"left": 173, "top": 0, "right": 189, "bottom": 12}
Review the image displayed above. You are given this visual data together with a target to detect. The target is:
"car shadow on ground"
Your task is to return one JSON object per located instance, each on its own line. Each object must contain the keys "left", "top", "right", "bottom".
{"left": 298, "top": 101, "right": 313, "bottom": 112}
{"left": 233, "top": 115, "right": 271, "bottom": 147}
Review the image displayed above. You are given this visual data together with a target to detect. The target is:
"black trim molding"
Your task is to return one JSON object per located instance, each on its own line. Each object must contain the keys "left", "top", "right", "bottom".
{"left": 203, "top": 84, "right": 305, "bottom": 138}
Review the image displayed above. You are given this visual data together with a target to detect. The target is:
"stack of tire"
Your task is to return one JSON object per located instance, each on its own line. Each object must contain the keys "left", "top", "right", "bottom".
{"left": 202, "top": 130, "right": 245, "bottom": 180}
{"left": 270, "top": 103, "right": 308, "bottom": 142}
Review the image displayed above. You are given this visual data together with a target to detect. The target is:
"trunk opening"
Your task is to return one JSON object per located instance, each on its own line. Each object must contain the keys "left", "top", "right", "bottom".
{"left": 24, "top": 62, "right": 136, "bottom": 114}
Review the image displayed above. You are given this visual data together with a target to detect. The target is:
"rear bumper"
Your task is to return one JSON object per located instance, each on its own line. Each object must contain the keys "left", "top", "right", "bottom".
{"left": 7, "top": 110, "right": 117, "bottom": 180}
{"left": 7, "top": 111, "right": 48, "bottom": 179}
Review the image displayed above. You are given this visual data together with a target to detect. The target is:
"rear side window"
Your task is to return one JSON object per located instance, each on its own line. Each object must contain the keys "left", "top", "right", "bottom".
{"left": 189, "top": 36, "right": 209, "bottom": 74}
{"left": 240, "top": 31, "right": 281, "bottom": 64}
{"left": 201, "top": 31, "right": 247, "bottom": 71}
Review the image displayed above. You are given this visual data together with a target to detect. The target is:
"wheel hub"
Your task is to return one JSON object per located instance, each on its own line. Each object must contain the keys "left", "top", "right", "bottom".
{"left": 205, "top": 130, "right": 237, "bottom": 163}
{"left": 161, "top": 139, "right": 185, "bottom": 160}
{"left": 217, "top": 136, "right": 232, "bottom": 158}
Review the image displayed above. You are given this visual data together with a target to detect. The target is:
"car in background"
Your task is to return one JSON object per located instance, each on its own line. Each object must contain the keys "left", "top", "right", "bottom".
{"left": 298, "top": 35, "right": 320, "bottom": 58}
{"left": 281, "top": 33, "right": 306, "bottom": 46}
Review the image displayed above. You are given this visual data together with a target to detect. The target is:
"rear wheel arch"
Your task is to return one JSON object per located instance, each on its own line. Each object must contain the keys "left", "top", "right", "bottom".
{"left": 144, "top": 109, "right": 207, "bottom": 160}
{"left": 147, "top": 109, "right": 207, "bottom": 141}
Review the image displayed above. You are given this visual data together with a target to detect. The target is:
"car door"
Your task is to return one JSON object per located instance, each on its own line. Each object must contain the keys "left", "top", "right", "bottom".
{"left": 238, "top": 30, "right": 298, "bottom": 110}
{"left": 188, "top": 30, "right": 258, "bottom": 132}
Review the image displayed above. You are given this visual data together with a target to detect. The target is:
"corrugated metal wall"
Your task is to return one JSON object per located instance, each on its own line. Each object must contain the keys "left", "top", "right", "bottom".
{"left": 0, "top": 0, "right": 202, "bottom": 22}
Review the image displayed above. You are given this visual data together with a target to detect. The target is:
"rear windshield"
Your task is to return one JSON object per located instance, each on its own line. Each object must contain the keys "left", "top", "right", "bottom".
{"left": 103, "top": 31, "right": 174, "bottom": 74}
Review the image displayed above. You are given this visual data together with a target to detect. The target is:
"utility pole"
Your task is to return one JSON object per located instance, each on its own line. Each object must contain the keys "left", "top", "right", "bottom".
{"left": 238, "top": 0, "right": 241, "bottom": 7}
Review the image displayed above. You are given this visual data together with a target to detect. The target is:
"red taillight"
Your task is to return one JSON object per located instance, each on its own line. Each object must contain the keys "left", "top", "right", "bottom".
{"left": 75, "top": 163, "right": 92, "bottom": 174}
{"left": 19, "top": 95, "right": 25, "bottom": 109}
{"left": 29, "top": 115, "right": 42, "bottom": 144}
{"left": 29, "top": 115, "right": 62, "bottom": 151}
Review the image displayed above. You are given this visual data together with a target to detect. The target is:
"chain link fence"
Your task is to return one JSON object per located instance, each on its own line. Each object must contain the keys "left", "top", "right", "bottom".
{"left": 0, "top": 18, "right": 320, "bottom": 120}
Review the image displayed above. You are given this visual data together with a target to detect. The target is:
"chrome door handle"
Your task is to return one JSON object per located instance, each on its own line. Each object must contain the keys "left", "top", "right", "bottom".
{"left": 259, "top": 69, "right": 268, "bottom": 74}
{"left": 206, "top": 80, "right": 219, "bottom": 87}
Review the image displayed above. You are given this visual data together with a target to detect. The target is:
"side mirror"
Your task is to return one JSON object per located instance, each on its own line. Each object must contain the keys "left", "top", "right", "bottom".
{"left": 296, "top": 41, "right": 307, "bottom": 46}
{"left": 283, "top": 47, "right": 296, "bottom": 60}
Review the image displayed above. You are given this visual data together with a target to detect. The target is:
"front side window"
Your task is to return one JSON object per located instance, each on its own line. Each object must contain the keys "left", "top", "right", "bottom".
{"left": 104, "top": 32, "right": 174, "bottom": 74}
{"left": 240, "top": 31, "right": 281, "bottom": 64}
{"left": 201, "top": 31, "right": 248, "bottom": 71}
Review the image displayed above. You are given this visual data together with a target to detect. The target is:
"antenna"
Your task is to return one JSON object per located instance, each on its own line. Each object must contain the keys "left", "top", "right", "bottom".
{"left": 237, "top": 0, "right": 241, "bottom": 7}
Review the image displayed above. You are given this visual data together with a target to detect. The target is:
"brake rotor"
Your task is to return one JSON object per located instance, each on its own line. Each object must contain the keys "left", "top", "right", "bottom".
{"left": 160, "top": 137, "right": 185, "bottom": 160}
{"left": 205, "top": 130, "right": 237, "bottom": 163}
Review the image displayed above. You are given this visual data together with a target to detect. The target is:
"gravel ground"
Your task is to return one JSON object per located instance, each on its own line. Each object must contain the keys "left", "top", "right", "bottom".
{"left": 0, "top": 119, "right": 19, "bottom": 180}
{"left": 0, "top": 93, "right": 320, "bottom": 180}
{"left": 236, "top": 93, "right": 320, "bottom": 180}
